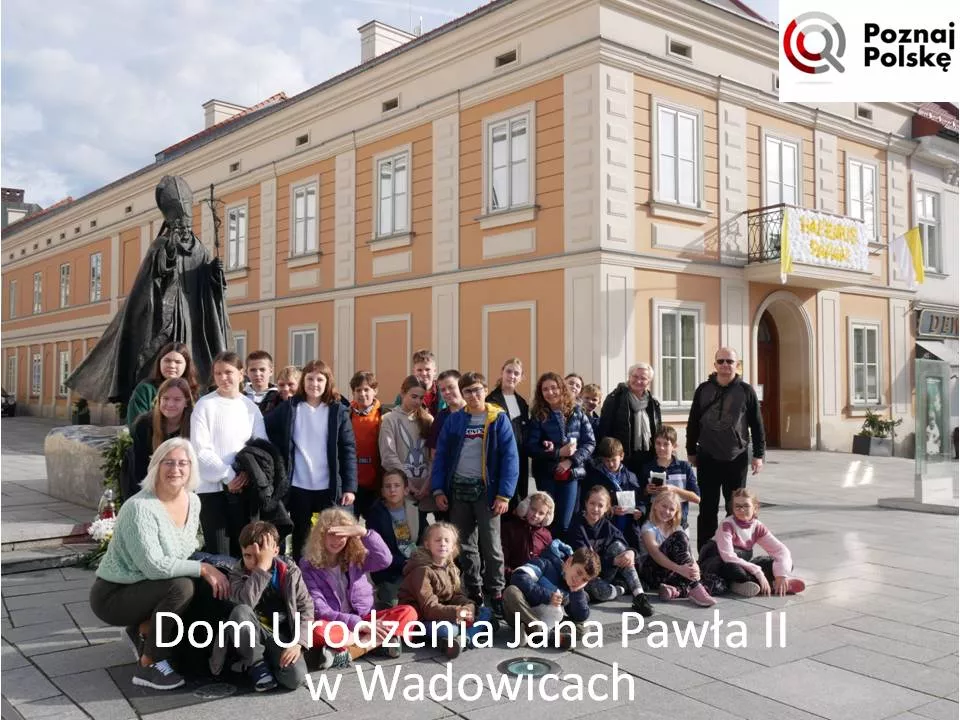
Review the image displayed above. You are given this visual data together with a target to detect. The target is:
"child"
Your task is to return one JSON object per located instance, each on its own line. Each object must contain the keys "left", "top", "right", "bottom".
{"left": 427, "top": 370, "right": 464, "bottom": 452}
{"left": 699, "top": 488, "right": 805, "bottom": 597}
{"left": 397, "top": 522, "right": 493, "bottom": 658}
{"left": 567, "top": 486, "right": 654, "bottom": 616}
{"left": 581, "top": 383, "right": 602, "bottom": 435}
{"left": 639, "top": 490, "right": 716, "bottom": 606}
{"left": 395, "top": 349, "right": 446, "bottom": 416}
{"left": 504, "top": 540, "right": 600, "bottom": 647}
{"left": 349, "top": 370, "right": 384, "bottom": 519}
{"left": 275, "top": 366, "right": 302, "bottom": 403}
{"left": 486, "top": 358, "right": 531, "bottom": 506}
{"left": 431, "top": 372, "right": 519, "bottom": 614}
{"left": 500, "top": 491, "right": 554, "bottom": 577}
{"left": 218, "top": 521, "right": 312, "bottom": 691}
{"left": 365, "top": 469, "right": 420, "bottom": 607}
{"left": 584, "top": 438, "right": 645, "bottom": 551}
{"left": 244, "top": 351, "right": 279, "bottom": 414}
{"left": 380, "top": 376, "right": 434, "bottom": 535}
{"left": 564, "top": 373, "right": 584, "bottom": 403}
{"left": 299, "top": 509, "right": 418, "bottom": 668}
{"left": 191, "top": 351, "right": 267, "bottom": 556}
{"left": 640, "top": 426, "right": 700, "bottom": 529}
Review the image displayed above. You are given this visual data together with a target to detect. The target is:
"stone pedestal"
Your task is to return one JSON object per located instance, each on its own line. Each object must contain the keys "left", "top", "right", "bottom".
{"left": 44, "top": 425, "right": 126, "bottom": 510}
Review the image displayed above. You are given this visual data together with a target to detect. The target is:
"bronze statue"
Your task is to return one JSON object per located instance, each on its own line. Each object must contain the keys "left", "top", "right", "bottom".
{"left": 67, "top": 176, "right": 229, "bottom": 404}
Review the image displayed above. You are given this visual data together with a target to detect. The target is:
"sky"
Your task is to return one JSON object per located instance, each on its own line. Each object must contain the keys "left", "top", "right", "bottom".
{"left": 0, "top": 0, "right": 778, "bottom": 208}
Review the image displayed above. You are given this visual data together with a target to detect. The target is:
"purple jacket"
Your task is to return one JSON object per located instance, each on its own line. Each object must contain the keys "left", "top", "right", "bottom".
{"left": 298, "top": 530, "right": 392, "bottom": 628}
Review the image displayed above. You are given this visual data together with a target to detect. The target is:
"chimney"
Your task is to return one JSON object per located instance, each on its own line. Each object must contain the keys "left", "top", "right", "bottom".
{"left": 358, "top": 20, "right": 416, "bottom": 63}
{"left": 201, "top": 99, "right": 249, "bottom": 129}
{"left": 2, "top": 188, "right": 26, "bottom": 203}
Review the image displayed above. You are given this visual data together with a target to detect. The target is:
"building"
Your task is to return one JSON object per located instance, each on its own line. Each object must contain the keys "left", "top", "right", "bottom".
{"left": 3, "top": 0, "right": 957, "bottom": 455}
{"left": 1, "top": 188, "right": 42, "bottom": 229}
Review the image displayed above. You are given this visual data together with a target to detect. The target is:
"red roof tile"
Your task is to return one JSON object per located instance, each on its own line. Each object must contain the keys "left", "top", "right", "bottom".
{"left": 158, "top": 92, "right": 288, "bottom": 157}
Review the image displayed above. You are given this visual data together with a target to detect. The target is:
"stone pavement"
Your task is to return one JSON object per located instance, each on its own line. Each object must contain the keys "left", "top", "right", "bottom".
{"left": 1, "top": 417, "right": 958, "bottom": 720}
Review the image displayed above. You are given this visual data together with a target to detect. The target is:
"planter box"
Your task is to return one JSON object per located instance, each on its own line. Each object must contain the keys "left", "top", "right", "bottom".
{"left": 852, "top": 435, "right": 893, "bottom": 457}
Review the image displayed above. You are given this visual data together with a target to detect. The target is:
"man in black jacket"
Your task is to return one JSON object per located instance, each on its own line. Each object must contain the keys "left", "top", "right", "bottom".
{"left": 686, "top": 347, "right": 765, "bottom": 551}
{"left": 597, "top": 363, "right": 663, "bottom": 476}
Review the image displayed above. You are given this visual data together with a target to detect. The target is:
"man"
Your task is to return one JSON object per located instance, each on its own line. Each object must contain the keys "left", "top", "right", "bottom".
{"left": 686, "top": 347, "right": 765, "bottom": 551}
{"left": 597, "top": 363, "right": 663, "bottom": 476}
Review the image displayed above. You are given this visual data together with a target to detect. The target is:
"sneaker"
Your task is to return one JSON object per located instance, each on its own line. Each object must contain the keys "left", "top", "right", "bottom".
{"left": 554, "top": 632, "right": 573, "bottom": 650}
{"left": 444, "top": 638, "right": 462, "bottom": 659}
{"left": 632, "top": 593, "right": 655, "bottom": 617}
{"left": 785, "top": 578, "right": 806, "bottom": 594}
{"left": 330, "top": 650, "right": 353, "bottom": 669}
{"left": 613, "top": 585, "right": 627, "bottom": 597}
{"left": 248, "top": 660, "right": 277, "bottom": 692}
{"left": 132, "top": 660, "right": 185, "bottom": 691}
{"left": 730, "top": 581, "right": 761, "bottom": 598}
{"left": 658, "top": 584, "right": 680, "bottom": 601}
{"left": 688, "top": 584, "right": 717, "bottom": 607}
{"left": 375, "top": 643, "right": 402, "bottom": 659}
{"left": 123, "top": 626, "right": 143, "bottom": 661}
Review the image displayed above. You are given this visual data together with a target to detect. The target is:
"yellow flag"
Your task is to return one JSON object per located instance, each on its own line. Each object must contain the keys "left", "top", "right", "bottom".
{"left": 780, "top": 207, "right": 792, "bottom": 283}
{"left": 904, "top": 227, "right": 925, "bottom": 285}
{"left": 892, "top": 227, "right": 925, "bottom": 287}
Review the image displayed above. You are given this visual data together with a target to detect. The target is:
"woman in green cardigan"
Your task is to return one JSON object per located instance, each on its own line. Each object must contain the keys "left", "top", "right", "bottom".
{"left": 126, "top": 342, "right": 199, "bottom": 426}
{"left": 89, "top": 438, "right": 230, "bottom": 690}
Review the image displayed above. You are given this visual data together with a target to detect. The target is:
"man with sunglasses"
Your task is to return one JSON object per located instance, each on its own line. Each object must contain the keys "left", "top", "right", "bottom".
{"left": 686, "top": 347, "right": 765, "bottom": 552}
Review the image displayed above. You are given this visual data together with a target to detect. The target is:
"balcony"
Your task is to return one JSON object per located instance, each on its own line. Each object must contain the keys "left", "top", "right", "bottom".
{"left": 745, "top": 204, "right": 877, "bottom": 289}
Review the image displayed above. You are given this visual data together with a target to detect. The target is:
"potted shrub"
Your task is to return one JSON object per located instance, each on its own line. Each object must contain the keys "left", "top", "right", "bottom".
{"left": 71, "top": 398, "right": 91, "bottom": 425}
{"left": 852, "top": 409, "right": 902, "bottom": 457}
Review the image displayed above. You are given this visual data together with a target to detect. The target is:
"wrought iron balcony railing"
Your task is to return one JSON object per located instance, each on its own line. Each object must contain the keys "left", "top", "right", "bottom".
{"left": 746, "top": 203, "right": 786, "bottom": 263}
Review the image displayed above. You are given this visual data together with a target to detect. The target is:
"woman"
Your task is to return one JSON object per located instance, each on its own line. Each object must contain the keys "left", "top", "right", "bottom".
{"left": 526, "top": 372, "right": 595, "bottom": 534}
{"left": 127, "top": 378, "right": 193, "bottom": 500}
{"left": 126, "top": 342, "right": 199, "bottom": 426}
{"left": 264, "top": 360, "right": 357, "bottom": 561}
{"left": 597, "top": 362, "right": 663, "bottom": 476}
{"left": 486, "top": 358, "right": 530, "bottom": 506}
{"left": 89, "top": 438, "right": 231, "bottom": 691}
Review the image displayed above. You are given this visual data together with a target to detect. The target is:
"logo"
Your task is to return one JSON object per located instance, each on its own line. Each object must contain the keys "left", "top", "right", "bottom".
{"left": 783, "top": 12, "right": 847, "bottom": 74}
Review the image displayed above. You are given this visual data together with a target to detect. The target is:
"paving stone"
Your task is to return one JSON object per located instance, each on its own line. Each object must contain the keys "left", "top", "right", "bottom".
{"left": 1, "top": 578, "right": 92, "bottom": 599}
{"left": 586, "top": 643, "right": 713, "bottom": 692}
{"left": 31, "top": 639, "right": 131, "bottom": 677}
{"left": 730, "top": 658, "right": 933, "bottom": 720}
{"left": 2, "top": 639, "right": 31, "bottom": 670}
{"left": 1, "top": 665, "right": 62, "bottom": 705}
{"left": 7, "top": 605, "right": 71, "bottom": 628}
{"left": 58, "top": 567, "right": 95, "bottom": 582}
{"left": 814, "top": 645, "right": 959, "bottom": 698}
{"left": 926, "top": 654, "right": 959, "bottom": 674}
{"left": 825, "top": 626, "right": 953, "bottom": 664}
{"left": 912, "top": 699, "right": 960, "bottom": 720}
{"left": 0, "top": 570, "right": 64, "bottom": 587}
{"left": 685, "top": 681, "right": 826, "bottom": 720}
{"left": 0, "top": 698, "right": 25, "bottom": 720}
{"left": 836, "top": 616, "right": 959, "bottom": 654}
{"left": 2, "top": 618, "right": 88, "bottom": 656}
{"left": 14, "top": 695, "right": 87, "bottom": 720}
{"left": 4, "top": 588, "right": 93, "bottom": 612}
{"left": 51, "top": 668, "right": 138, "bottom": 720}
{"left": 65, "top": 601, "right": 114, "bottom": 645}
{"left": 920, "top": 619, "right": 959, "bottom": 636}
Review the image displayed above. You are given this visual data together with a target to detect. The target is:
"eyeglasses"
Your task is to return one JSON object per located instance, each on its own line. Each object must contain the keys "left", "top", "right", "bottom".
{"left": 160, "top": 459, "right": 191, "bottom": 469}
{"left": 715, "top": 359, "right": 737, "bottom": 365}
{"left": 462, "top": 386, "right": 486, "bottom": 397}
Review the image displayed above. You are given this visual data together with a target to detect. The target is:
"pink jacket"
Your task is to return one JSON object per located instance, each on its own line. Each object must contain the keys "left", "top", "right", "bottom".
{"left": 713, "top": 517, "right": 792, "bottom": 579}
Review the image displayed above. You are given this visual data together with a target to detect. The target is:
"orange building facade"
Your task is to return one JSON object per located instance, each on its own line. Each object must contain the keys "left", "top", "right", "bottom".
{"left": 1, "top": 0, "right": 930, "bottom": 454}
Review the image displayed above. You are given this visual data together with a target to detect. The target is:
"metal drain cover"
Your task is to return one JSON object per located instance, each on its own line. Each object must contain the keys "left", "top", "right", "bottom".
{"left": 497, "top": 657, "right": 560, "bottom": 678}
{"left": 193, "top": 683, "right": 238, "bottom": 700}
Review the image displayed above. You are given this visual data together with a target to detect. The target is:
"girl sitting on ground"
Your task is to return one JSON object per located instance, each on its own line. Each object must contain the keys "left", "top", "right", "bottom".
{"left": 299, "top": 508, "right": 418, "bottom": 668}
{"left": 638, "top": 489, "right": 716, "bottom": 607}
{"left": 500, "top": 491, "right": 554, "bottom": 577}
{"left": 699, "top": 488, "right": 805, "bottom": 597}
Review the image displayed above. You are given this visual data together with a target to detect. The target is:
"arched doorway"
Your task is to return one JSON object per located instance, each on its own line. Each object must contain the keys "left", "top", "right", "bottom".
{"left": 751, "top": 291, "right": 816, "bottom": 450}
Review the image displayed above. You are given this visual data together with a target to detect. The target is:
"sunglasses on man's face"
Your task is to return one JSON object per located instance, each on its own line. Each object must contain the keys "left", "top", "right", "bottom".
{"left": 715, "top": 359, "right": 737, "bottom": 365}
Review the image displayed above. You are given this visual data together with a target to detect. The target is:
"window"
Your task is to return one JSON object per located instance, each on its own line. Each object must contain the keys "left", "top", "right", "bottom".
{"left": 8, "top": 280, "right": 16, "bottom": 319}
{"left": 90, "top": 253, "right": 103, "bottom": 302}
{"left": 494, "top": 49, "right": 518, "bottom": 68}
{"left": 850, "top": 322, "right": 880, "bottom": 405}
{"left": 855, "top": 104, "right": 874, "bottom": 122}
{"left": 31, "top": 353, "right": 41, "bottom": 397}
{"left": 916, "top": 190, "right": 941, "bottom": 273}
{"left": 292, "top": 182, "right": 318, "bottom": 255}
{"left": 656, "top": 304, "right": 702, "bottom": 406}
{"left": 5, "top": 355, "right": 16, "bottom": 392}
{"left": 232, "top": 333, "right": 247, "bottom": 363}
{"left": 487, "top": 112, "right": 531, "bottom": 212}
{"left": 59, "top": 264, "right": 71, "bottom": 308}
{"left": 290, "top": 329, "right": 317, "bottom": 368}
{"left": 764, "top": 136, "right": 800, "bottom": 206}
{"left": 295, "top": 134, "right": 309, "bottom": 147}
{"left": 227, "top": 206, "right": 247, "bottom": 270}
{"left": 58, "top": 351, "right": 70, "bottom": 397}
{"left": 667, "top": 39, "right": 693, "bottom": 60}
{"left": 33, "top": 272, "right": 42, "bottom": 314}
{"left": 376, "top": 151, "right": 409, "bottom": 238}
{"left": 381, "top": 97, "right": 399, "bottom": 113}
{"left": 847, "top": 159, "right": 877, "bottom": 239}
{"left": 656, "top": 103, "right": 701, "bottom": 207}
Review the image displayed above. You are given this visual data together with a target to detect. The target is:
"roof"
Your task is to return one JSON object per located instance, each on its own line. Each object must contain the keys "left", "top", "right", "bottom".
{"left": 916, "top": 103, "right": 959, "bottom": 133}
{"left": 701, "top": 0, "right": 776, "bottom": 27}
{"left": 3, "top": 196, "right": 72, "bottom": 232}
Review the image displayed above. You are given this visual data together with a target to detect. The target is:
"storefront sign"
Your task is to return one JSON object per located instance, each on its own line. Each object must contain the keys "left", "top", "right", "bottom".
{"left": 918, "top": 309, "right": 959, "bottom": 339}
{"left": 780, "top": 207, "right": 870, "bottom": 277}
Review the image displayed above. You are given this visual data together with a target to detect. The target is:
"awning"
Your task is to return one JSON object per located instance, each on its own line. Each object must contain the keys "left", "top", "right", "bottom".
{"left": 917, "top": 338, "right": 960, "bottom": 367}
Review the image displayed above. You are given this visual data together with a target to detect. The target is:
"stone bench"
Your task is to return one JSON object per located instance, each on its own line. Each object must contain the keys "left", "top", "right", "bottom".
{"left": 44, "top": 425, "right": 126, "bottom": 510}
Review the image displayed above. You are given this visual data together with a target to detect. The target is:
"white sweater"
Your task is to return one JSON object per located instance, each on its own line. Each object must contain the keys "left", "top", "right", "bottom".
{"left": 191, "top": 392, "right": 266, "bottom": 494}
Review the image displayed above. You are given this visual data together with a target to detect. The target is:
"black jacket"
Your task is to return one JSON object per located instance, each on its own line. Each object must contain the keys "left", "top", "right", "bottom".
{"left": 685, "top": 373, "right": 765, "bottom": 462}
{"left": 486, "top": 387, "right": 530, "bottom": 497}
{"left": 123, "top": 412, "right": 181, "bottom": 501}
{"left": 232, "top": 438, "right": 293, "bottom": 534}
{"left": 365, "top": 499, "right": 410, "bottom": 584}
{"left": 596, "top": 384, "right": 663, "bottom": 473}
{"left": 263, "top": 397, "right": 358, "bottom": 501}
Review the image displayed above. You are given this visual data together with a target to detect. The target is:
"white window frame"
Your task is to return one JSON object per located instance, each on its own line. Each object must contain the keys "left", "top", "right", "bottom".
{"left": 232, "top": 332, "right": 247, "bottom": 363}
{"left": 32, "top": 272, "right": 42, "bottom": 314}
{"left": 59, "top": 263, "right": 71, "bottom": 308}
{"left": 290, "top": 179, "right": 319, "bottom": 257}
{"left": 482, "top": 103, "right": 536, "bottom": 216}
{"left": 652, "top": 299, "right": 705, "bottom": 408}
{"left": 58, "top": 351, "right": 70, "bottom": 397}
{"left": 915, "top": 188, "right": 941, "bottom": 273}
{"left": 652, "top": 99, "right": 704, "bottom": 211}
{"left": 848, "top": 319, "right": 882, "bottom": 407}
{"left": 30, "top": 352, "right": 41, "bottom": 397}
{"left": 90, "top": 252, "right": 103, "bottom": 302}
{"left": 226, "top": 203, "right": 248, "bottom": 270}
{"left": 8, "top": 279, "right": 16, "bottom": 319}
{"left": 846, "top": 157, "right": 879, "bottom": 241}
{"left": 761, "top": 133, "right": 802, "bottom": 207}
{"left": 372, "top": 146, "right": 412, "bottom": 241}
{"left": 6, "top": 354, "right": 18, "bottom": 393}
{"left": 289, "top": 326, "right": 318, "bottom": 368}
